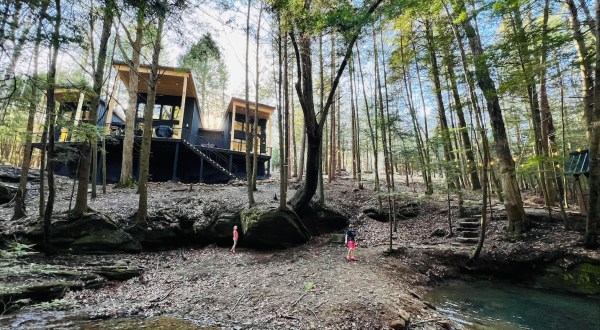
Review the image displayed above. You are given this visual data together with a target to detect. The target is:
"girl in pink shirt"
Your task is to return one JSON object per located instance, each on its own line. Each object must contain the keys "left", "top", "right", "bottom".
{"left": 231, "top": 225, "right": 239, "bottom": 253}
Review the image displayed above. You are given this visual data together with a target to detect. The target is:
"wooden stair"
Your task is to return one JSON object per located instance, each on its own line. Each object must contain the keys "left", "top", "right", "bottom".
{"left": 181, "top": 140, "right": 237, "bottom": 180}
{"left": 455, "top": 216, "right": 481, "bottom": 245}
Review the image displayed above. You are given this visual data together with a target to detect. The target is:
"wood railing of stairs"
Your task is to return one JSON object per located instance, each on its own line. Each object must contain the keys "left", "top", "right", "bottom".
{"left": 181, "top": 139, "right": 237, "bottom": 180}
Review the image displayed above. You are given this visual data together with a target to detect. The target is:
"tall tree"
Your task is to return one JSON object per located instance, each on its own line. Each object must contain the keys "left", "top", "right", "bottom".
{"left": 244, "top": 0, "right": 255, "bottom": 206}
{"left": 72, "top": 0, "right": 114, "bottom": 217}
{"left": 286, "top": 0, "right": 384, "bottom": 212}
{"left": 12, "top": 1, "right": 49, "bottom": 220}
{"left": 584, "top": 0, "right": 600, "bottom": 248}
{"left": 42, "top": 0, "right": 62, "bottom": 248}
{"left": 136, "top": 0, "right": 167, "bottom": 223}
{"left": 454, "top": 0, "right": 526, "bottom": 236}
{"left": 118, "top": 1, "right": 145, "bottom": 186}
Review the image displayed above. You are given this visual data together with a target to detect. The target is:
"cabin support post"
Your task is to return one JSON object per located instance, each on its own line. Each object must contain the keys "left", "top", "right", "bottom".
{"left": 104, "top": 73, "right": 120, "bottom": 135}
{"left": 267, "top": 159, "right": 270, "bottom": 176}
{"left": 73, "top": 91, "right": 85, "bottom": 127}
{"left": 177, "top": 75, "right": 188, "bottom": 139}
{"left": 228, "top": 154, "right": 233, "bottom": 172}
{"left": 171, "top": 143, "right": 180, "bottom": 182}
{"left": 267, "top": 118, "right": 272, "bottom": 155}
{"left": 199, "top": 158, "right": 204, "bottom": 183}
{"left": 230, "top": 106, "right": 237, "bottom": 150}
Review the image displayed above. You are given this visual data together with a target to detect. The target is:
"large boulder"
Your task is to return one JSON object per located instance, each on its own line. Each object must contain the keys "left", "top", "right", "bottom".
{"left": 298, "top": 202, "right": 348, "bottom": 235}
{"left": 26, "top": 212, "right": 141, "bottom": 253}
{"left": 240, "top": 205, "right": 310, "bottom": 249}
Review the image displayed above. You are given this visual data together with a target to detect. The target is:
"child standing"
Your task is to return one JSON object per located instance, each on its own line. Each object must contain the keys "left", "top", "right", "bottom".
{"left": 231, "top": 225, "right": 239, "bottom": 253}
{"left": 345, "top": 225, "right": 357, "bottom": 261}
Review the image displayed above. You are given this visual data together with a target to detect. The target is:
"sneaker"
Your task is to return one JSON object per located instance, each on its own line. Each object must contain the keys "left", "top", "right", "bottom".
{"left": 346, "top": 256, "right": 351, "bottom": 261}
{"left": 350, "top": 257, "right": 357, "bottom": 261}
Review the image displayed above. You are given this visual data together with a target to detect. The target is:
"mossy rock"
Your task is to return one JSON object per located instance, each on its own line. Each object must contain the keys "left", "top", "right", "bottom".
{"left": 240, "top": 205, "right": 310, "bottom": 249}
{"left": 25, "top": 211, "right": 119, "bottom": 243}
{"left": 535, "top": 262, "right": 600, "bottom": 295}
{"left": 94, "top": 266, "right": 142, "bottom": 281}
{"left": 71, "top": 229, "right": 141, "bottom": 253}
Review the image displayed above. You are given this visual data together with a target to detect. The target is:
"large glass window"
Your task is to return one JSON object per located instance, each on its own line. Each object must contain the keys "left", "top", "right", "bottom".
{"left": 153, "top": 104, "right": 161, "bottom": 119}
{"left": 161, "top": 105, "right": 173, "bottom": 120}
{"left": 137, "top": 103, "right": 145, "bottom": 119}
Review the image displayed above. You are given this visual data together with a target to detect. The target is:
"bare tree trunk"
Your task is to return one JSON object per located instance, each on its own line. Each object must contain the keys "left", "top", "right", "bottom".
{"left": 442, "top": 38, "right": 480, "bottom": 190}
{"left": 119, "top": 5, "right": 144, "bottom": 186}
{"left": 328, "top": 34, "right": 336, "bottom": 183}
{"left": 244, "top": 0, "right": 255, "bottom": 206}
{"left": 405, "top": 35, "right": 432, "bottom": 194}
{"left": 298, "top": 126, "right": 305, "bottom": 181}
{"left": 584, "top": 0, "right": 600, "bottom": 248}
{"left": 72, "top": 0, "right": 113, "bottom": 217}
{"left": 566, "top": 0, "right": 594, "bottom": 137}
{"left": 12, "top": 1, "right": 48, "bottom": 220}
{"left": 350, "top": 56, "right": 363, "bottom": 189}
{"left": 136, "top": 7, "right": 165, "bottom": 223}
{"left": 356, "top": 44, "right": 382, "bottom": 211}
{"left": 43, "top": 0, "right": 61, "bottom": 249}
{"left": 457, "top": 0, "right": 526, "bottom": 236}
{"left": 277, "top": 16, "right": 287, "bottom": 209}
{"left": 251, "top": 4, "right": 263, "bottom": 192}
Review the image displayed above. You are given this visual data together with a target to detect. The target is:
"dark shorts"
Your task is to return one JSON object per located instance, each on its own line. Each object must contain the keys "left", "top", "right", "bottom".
{"left": 347, "top": 241, "right": 355, "bottom": 249}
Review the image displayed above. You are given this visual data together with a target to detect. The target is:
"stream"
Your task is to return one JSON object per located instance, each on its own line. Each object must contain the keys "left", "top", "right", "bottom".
{"left": 425, "top": 280, "right": 600, "bottom": 329}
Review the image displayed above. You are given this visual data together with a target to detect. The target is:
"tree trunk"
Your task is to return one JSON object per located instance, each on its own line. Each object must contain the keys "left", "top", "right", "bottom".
{"left": 584, "top": 0, "right": 600, "bottom": 248}
{"left": 457, "top": 0, "right": 526, "bottom": 236}
{"left": 72, "top": 0, "right": 113, "bottom": 217}
{"left": 136, "top": 8, "right": 165, "bottom": 223}
{"left": 566, "top": 0, "right": 595, "bottom": 137}
{"left": 277, "top": 16, "right": 287, "bottom": 209}
{"left": 442, "top": 39, "right": 481, "bottom": 190}
{"left": 12, "top": 1, "right": 48, "bottom": 220}
{"left": 43, "top": 0, "right": 61, "bottom": 249}
{"left": 250, "top": 4, "right": 263, "bottom": 192}
{"left": 119, "top": 6, "right": 144, "bottom": 186}
{"left": 244, "top": 0, "right": 255, "bottom": 206}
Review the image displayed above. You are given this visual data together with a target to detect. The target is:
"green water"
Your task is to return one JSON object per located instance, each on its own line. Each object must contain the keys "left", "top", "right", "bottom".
{"left": 425, "top": 281, "right": 600, "bottom": 330}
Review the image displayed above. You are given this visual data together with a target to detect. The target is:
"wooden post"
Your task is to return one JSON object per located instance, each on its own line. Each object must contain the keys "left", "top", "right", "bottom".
{"left": 230, "top": 105, "right": 237, "bottom": 150}
{"left": 73, "top": 91, "right": 85, "bottom": 127}
{"left": 104, "top": 73, "right": 120, "bottom": 134}
{"left": 176, "top": 75, "right": 188, "bottom": 139}
{"left": 171, "top": 143, "right": 180, "bottom": 181}
{"left": 574, "top": 177, "right": 588, "bottom": 215}
{"left": 199, "top": 158, "right": 204, "bottom": 183}
{"left": 267, "top": 117, "right": 272, "bottom": 155}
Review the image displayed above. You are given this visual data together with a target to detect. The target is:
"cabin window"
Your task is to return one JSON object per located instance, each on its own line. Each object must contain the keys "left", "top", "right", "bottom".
{"left": 153, "top": 104, "right": 162, "bottom": 119}
{"left": 137, "top": 103, "right": 145, "bottom": 119}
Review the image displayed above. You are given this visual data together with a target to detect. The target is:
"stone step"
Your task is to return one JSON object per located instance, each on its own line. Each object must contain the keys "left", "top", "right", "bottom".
{"left": 456, "top": 237, "right": 479, "bottom": 245}
{"left": 456, "top": 227, "right": 479, "bottom": 232}
{"left": 460, "top": 231, "right": 479, "bottom": 238}
{"left": 458, "top": 221, "right": 481, "bottom": 228}
{"left": 459, "top": 217, "right": 480, "bottom": 223}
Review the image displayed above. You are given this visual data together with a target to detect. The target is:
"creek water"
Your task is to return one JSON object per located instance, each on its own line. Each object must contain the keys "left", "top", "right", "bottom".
{"left": 425, "top": 280, "right": 600, "bottom": 329}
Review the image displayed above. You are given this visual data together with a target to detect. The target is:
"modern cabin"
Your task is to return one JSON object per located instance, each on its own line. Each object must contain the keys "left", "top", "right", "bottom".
{"left": 35, "top": 63, "right": 274, "bottom": 184}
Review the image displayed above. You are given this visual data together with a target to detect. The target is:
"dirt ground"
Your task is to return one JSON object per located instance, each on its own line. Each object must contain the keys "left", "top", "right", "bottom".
{"left": 1, "top": 169, "right": 599, "bottom": 329}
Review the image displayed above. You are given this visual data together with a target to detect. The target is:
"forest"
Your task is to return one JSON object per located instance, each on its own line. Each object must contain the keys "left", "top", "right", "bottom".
{"left": 0, "top": 0, "right": 599, "bottom": 329}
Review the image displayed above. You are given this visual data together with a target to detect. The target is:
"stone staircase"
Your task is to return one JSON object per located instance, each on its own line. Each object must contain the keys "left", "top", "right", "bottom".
{"left": 181, "top": 139, "right": 237, "bottom": 180}
{"left": 455, "top": 216, "right": 481, "bottom": 245}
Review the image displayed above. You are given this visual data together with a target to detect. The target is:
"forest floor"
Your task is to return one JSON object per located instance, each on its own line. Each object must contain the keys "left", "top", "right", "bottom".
{"left": 1, "top": 167, "right": 599, "bottom": 329}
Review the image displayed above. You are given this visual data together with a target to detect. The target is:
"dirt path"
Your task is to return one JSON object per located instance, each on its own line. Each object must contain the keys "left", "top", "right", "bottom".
{"left": 58, "top": 238, "right": 436, "bottom": 329}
